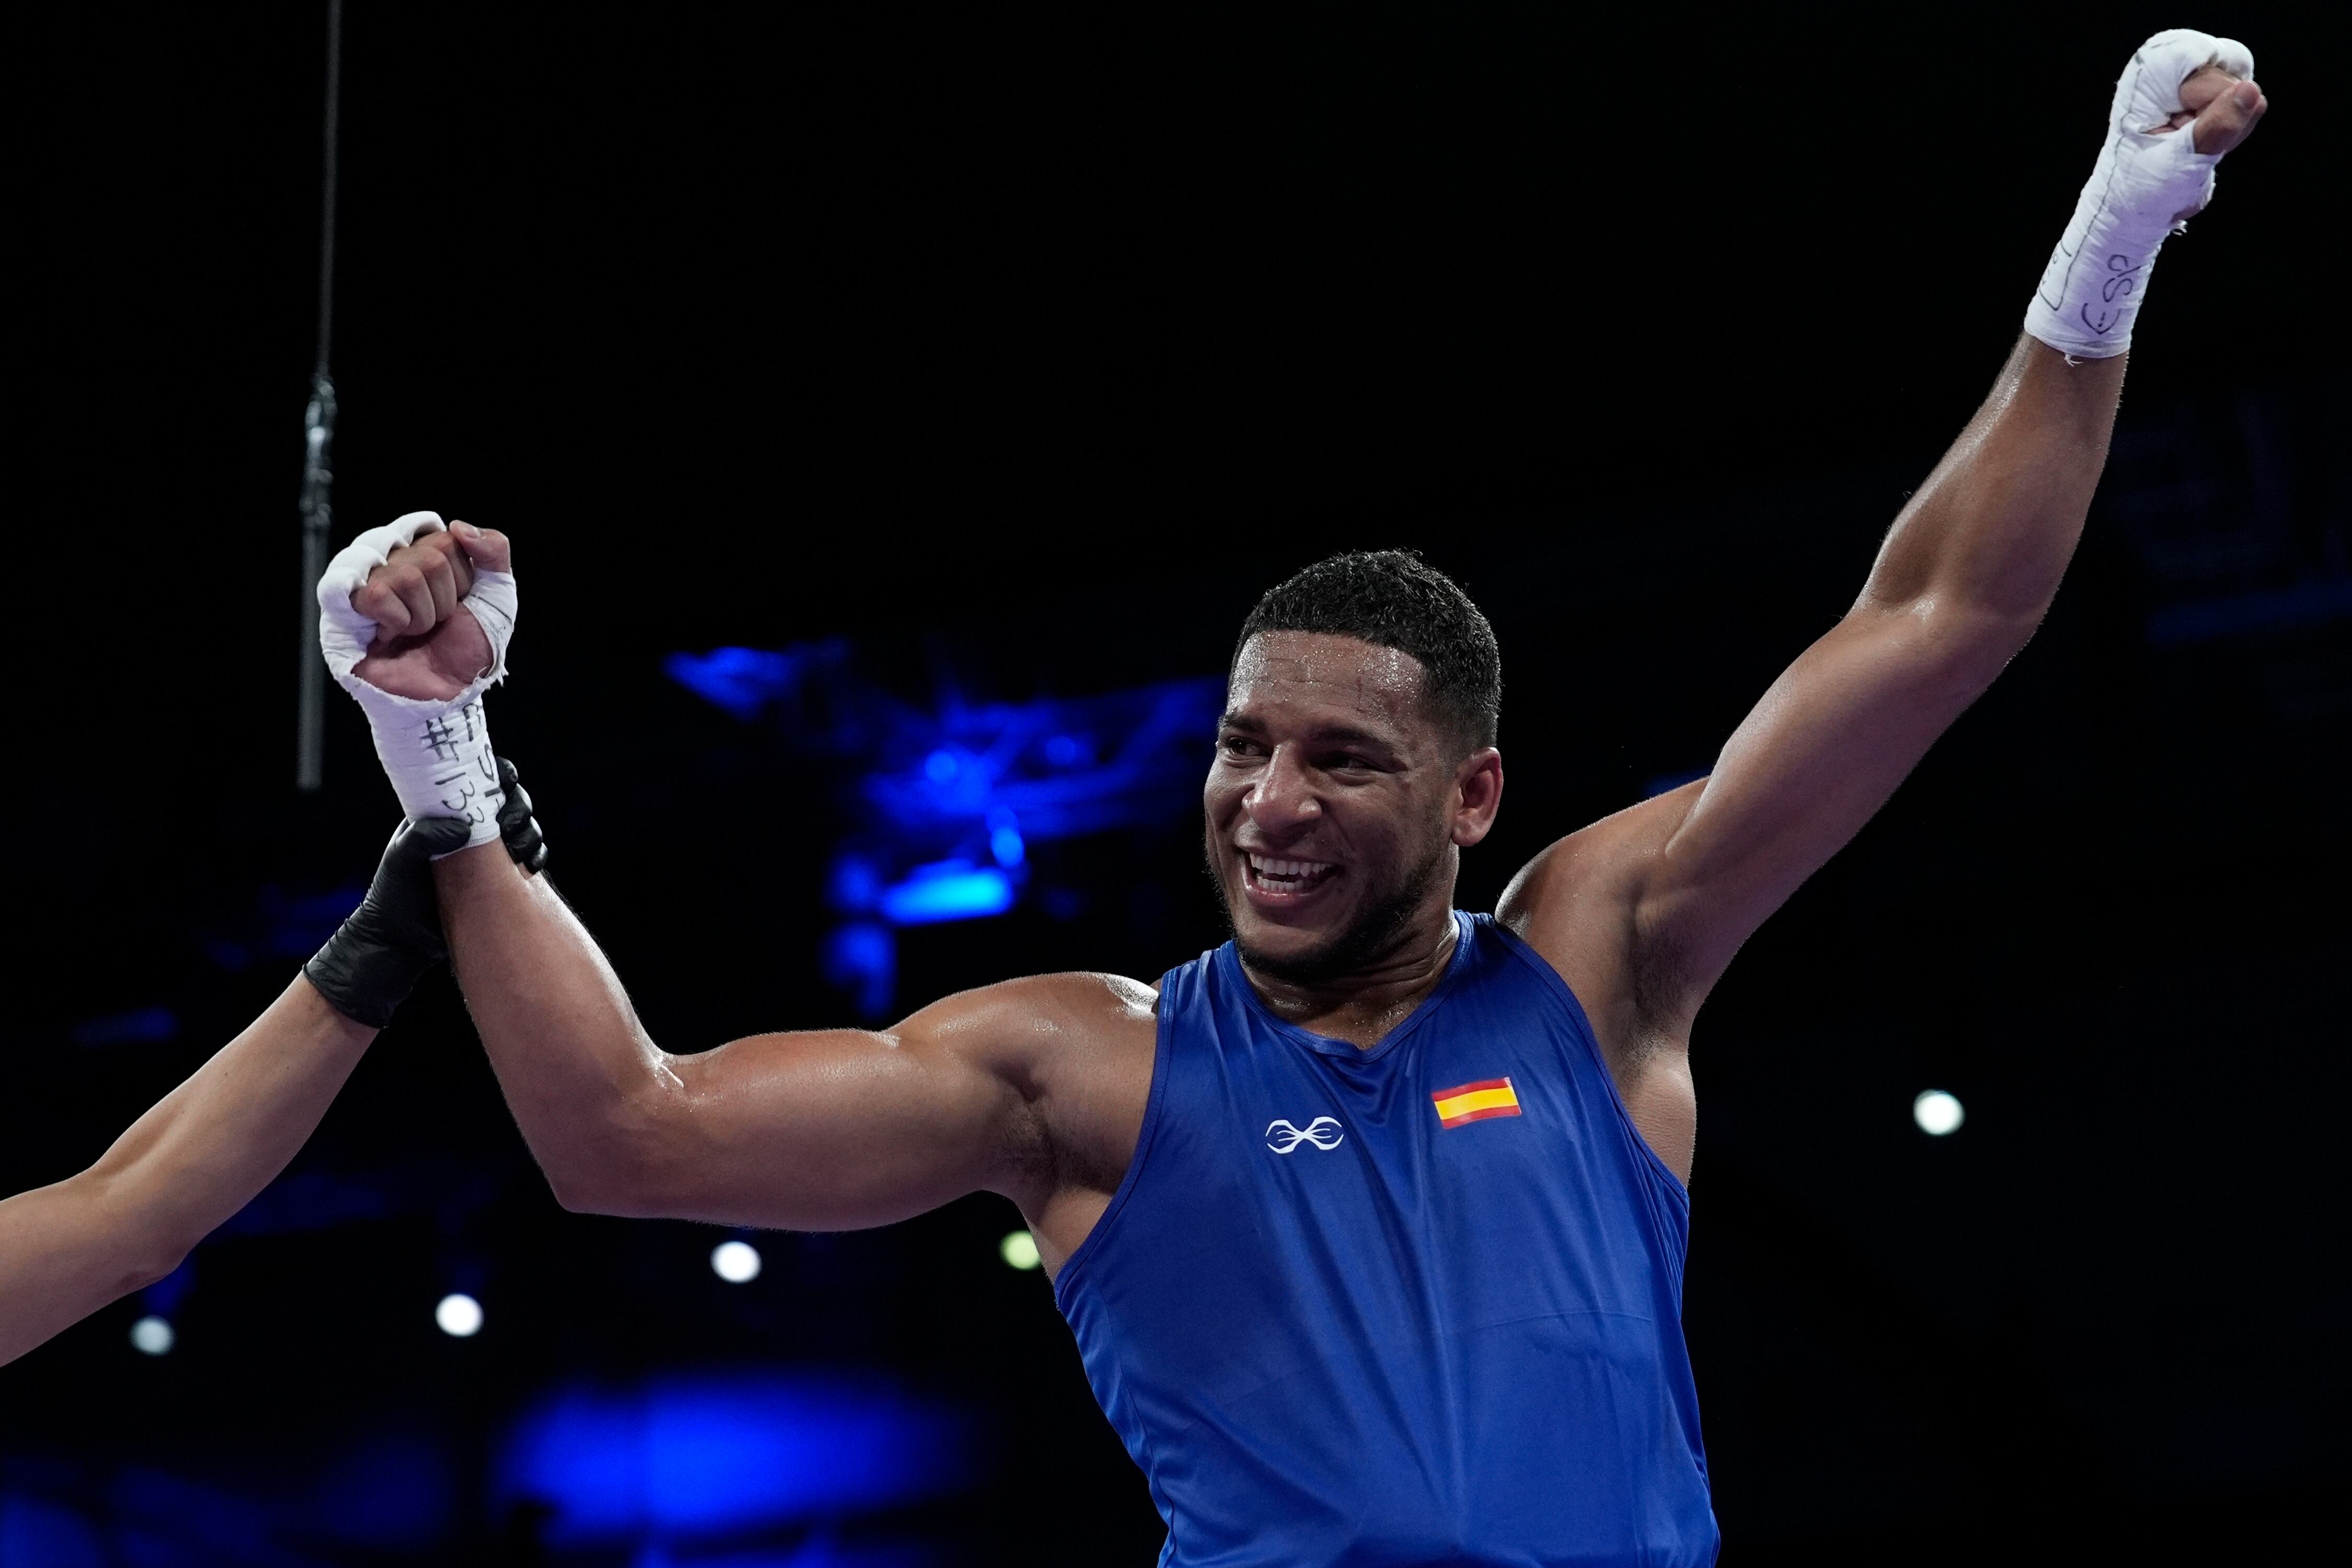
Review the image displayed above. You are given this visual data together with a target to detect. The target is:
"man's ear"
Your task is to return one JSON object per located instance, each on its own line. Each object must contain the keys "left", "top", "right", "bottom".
{"left": 1451, "top": 748, "right": 1504, "bottom": 846}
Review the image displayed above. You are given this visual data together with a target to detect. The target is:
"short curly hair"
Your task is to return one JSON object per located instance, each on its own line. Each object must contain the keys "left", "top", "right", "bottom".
{"left": 1235, "top": 550, "right": 1501, "bottom": 752}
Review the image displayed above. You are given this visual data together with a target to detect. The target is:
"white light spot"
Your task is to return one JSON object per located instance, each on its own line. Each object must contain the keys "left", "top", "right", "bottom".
{"left": 1000, "top": 1230, "right": 1041, "bottom": 1271}
{"left": 435, "top": 1292, "right": 484, "bottom": 1337}
{"left": 711, "top": 1240, "right": 762, "bottom": 1284}
{"left": 1913, "top": 1089, "right": 1965, "bottom": 1136}
{"left": 130, "top": 1315, "right": 175, "bottom": 1356}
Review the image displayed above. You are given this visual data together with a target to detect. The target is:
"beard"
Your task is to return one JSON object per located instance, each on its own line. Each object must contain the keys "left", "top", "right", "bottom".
{"left": 1217, "top": 828, "right": 1451, "bottom": 986}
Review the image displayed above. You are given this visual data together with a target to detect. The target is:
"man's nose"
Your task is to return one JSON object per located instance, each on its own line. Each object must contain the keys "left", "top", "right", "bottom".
{"left": 1245, "top": 746, "right": 1321, "bottom": 829}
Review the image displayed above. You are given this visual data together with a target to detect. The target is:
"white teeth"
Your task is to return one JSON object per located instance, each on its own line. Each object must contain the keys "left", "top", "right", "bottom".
{"left": 1244, "top": 852, "right": 1333, "bottom": 888}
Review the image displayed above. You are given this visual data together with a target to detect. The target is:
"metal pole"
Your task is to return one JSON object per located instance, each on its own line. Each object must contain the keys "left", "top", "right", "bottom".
{"left": 297, "top": 0, "right": 344, "bottom": 792}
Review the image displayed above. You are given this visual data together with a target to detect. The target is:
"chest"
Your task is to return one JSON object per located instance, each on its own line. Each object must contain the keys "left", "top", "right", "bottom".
{"left": 1188, "top": 1021, "right": 1637, "bottom": 1243}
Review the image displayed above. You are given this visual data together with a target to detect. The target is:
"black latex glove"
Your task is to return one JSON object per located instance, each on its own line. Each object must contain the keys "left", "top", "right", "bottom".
{"left": 302, "top": 816, "right": 473, "bottom": 1028}
{"left": 496, "top": 756, "right": 549, "bottom": 875}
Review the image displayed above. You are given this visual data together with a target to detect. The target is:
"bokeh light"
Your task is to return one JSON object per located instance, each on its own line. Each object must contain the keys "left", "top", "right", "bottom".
{"left": 711, "top": 1240, "right": 762, "bottom": 1283}
{"left": 436, "top": 1292, "right": 484, "bottom": 1337}
{"left": 1913, "top": 1090, "right": 1965, "bottom": 1136}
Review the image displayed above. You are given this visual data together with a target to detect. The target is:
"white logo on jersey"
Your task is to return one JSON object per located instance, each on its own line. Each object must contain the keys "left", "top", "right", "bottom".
{"left": 1265, "top": 1117, "right": 1345, "bottom": 1153}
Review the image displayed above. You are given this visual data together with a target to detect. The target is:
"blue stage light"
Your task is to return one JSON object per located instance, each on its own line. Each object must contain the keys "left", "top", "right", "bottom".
{"left": 497, "top": 1371, "right": 969, "bottom": 1547}
{"left": 828, "top": 855, "right": 883, "bottom": 914}
{"left": 663, "top": 647, "right": 804, "bottom": 719}
{"left": 668, "top": 645, "right": 1226, "bottom": 1014}
{"left": 877, "top": 862, "right": 1015, "bottom": 925}
{"left": 987, "top": 808, "right": 1025, "bottom": 867}
{"left": 821, "top": 923, "right": 896, "bottom": 1020}
{"left": 0, "top": 1491, "right": 106, "bottom": 1565}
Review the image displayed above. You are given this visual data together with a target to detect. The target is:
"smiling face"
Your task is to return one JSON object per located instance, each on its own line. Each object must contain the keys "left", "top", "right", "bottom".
{"left": 1205, "top": 630, "right": 1503, "bottom": 984}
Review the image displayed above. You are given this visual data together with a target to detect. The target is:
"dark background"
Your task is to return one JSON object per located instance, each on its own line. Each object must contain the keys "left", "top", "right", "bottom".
{"left": 8, "top": 3, "right": 2346, "bottom": 1564}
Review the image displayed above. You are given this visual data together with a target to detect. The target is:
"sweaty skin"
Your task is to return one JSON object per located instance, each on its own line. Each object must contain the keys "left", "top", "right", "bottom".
{"left": 364, "top": 79, "right": 2265, "bottom": 1271}
{"left": 0, "top": 978, "right": 376, "bottom": 1365}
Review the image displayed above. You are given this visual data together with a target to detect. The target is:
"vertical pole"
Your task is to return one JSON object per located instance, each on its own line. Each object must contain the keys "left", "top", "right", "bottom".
{"left": 297, "top": 0, "right": 344, "bottom": 792}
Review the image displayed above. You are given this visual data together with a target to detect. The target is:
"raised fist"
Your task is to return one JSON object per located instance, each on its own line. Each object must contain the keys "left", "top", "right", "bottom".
{"left": 349, "top": 521, "right": 513, "bottom": 703}
{"left": 2167, "top": 63, "right": 2266, "bottom": 157}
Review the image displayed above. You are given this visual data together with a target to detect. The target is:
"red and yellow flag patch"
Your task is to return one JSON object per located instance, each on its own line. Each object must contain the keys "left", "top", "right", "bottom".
{"left": 1431, "top": 1076, "right": 1521, "bottom": 1128}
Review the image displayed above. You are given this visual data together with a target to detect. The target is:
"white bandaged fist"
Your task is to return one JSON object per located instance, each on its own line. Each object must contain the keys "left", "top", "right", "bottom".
{"left": 2025, "top": 29, "right": 2260, "bottom": 360}
{"left": 317, "top": 510, "right": 519, "bottom": 849}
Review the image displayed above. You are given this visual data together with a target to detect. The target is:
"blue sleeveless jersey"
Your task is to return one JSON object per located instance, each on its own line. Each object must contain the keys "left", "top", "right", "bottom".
{"left": 1054, "top": 913, "right": 1718, "bottom": 1567}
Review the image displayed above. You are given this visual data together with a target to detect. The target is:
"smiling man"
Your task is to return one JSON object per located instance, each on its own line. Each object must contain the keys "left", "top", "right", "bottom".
{"left": 318, "top": 32, "right": 2265, "bottom": 1566}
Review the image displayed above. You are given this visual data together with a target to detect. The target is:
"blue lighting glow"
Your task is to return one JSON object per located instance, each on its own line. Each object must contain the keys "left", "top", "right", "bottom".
{"left": 206, "top": 882, "right": 367, "bottom": 972}
{"left": 878, "top": 862, "right": 1016, "bottom": 925}
{"left": 822, "top": 923, "right": 896, "bottom": 1020}
{"left": 663, "top": 646, "right": 807, "bottom": 720}
{"left": 70, "top": 1006, "right": 179, "bottom": 1047}
{"left": 143, "top": 1258, "right": 195, "bottom": 1318}
{"left": 667, "top": 643, "right": 1225, "bottom": 1014}
{"left": 307, "top": 1434, "right": 455, "bottom": 1551}
{"left": 496, "top": 1371, "right": 968, "bottom": 1549}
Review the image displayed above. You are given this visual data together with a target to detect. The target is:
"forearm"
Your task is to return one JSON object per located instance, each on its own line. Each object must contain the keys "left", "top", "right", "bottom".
{"left": 433, "top": 841, "right": 679, "bottom": 1209}
{"left": 1858, "top": 336, "right": 2123, "bottom": 640}
{"left": 0, "top": 976, "right": 373, "bottom": 1365}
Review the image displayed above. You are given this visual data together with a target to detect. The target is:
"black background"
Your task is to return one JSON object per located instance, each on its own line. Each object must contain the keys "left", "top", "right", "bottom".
{"left": 8, "top": 4, "right": 2347, "bottom": 1564}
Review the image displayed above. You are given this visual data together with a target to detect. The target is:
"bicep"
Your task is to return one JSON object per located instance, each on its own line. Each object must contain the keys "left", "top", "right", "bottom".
{"left": 1642, "top": 601, "right": 2006, "bottom": 997}
{"left": 615, "top": 988, "right": 1048, "bottom": 1232}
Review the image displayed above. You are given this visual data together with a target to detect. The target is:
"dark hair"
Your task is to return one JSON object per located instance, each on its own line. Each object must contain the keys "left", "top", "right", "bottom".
{"left": 1235, "top": 550, "right": 1501, "bottom": 751}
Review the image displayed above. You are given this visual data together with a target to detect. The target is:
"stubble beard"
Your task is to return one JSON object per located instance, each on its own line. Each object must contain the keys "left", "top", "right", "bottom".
{"left": 1215, "top": 828, "right": 1452, "bottom": 987}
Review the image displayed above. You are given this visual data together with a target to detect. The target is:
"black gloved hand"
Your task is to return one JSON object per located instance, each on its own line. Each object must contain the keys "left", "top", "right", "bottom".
{"left": 303, "top": 816, "right": 473, "bottom": 1028}
{"left": 496, "top": 756, "right": 549, "bottom": 875}
{"left": 304, "top": 759, "right": 551, "bottom": 1028}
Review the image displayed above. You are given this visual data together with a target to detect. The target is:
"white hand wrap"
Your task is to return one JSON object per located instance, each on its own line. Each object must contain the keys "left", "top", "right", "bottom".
{"left": 316, "top": 510, "right": 519, "bottom": 849}
{"left": 2025, "top": 29, "right": 2254, "bottom": 360}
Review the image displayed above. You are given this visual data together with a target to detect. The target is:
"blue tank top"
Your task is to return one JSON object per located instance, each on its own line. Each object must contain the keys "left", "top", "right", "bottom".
{"left": 1054, "top": 913, "right": 1718, "bottom": 1567}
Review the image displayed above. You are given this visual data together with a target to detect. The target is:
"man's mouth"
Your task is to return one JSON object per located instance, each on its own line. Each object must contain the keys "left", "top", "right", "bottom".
{"left": 1241, "top": 851, "right": 1339, "bottom": 900}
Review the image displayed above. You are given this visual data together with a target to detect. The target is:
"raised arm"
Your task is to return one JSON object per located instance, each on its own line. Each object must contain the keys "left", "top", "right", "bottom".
{"left": 0, "top": 818, "right": 467, "bottom": 1365}
{"left": 329, "top": 527, "right": 1153, "bottom": 1245}
{"left": 1629, "top": 331, "right": 2126, "bottom": 998}
{"left": 0, "top": 979, "right": 372, "bottom": 1366}
{"left": 1503, "top": 50, "right": 2266, "bottom": 1174}
{"left": 430, "top": 834, "right": 1151, "bottom": 1241}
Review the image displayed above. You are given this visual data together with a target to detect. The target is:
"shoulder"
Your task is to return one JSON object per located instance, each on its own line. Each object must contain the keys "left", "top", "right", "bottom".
{"left": 907, "top": 973, "right": 1160, "bottom": 1214}
{"left": 1494, "top": 781, "right": 1707, "bottom": 1063}
{"left": 1492, "top": 789, "right": 1707, "bottom": 1182}
{"left": 901, "top": 971, "right": 1159, "bottom": 1083}
{"left": 1496, "top": 782, "right": 1700, "bottom": 956}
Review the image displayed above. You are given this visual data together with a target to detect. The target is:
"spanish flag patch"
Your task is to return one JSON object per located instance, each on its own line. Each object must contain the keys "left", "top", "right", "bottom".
{"left": 1432, "top": 1076, "right": 1521, "bottom": 1128}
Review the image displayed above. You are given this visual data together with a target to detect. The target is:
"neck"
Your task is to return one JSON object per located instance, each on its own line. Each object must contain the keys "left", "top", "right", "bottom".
{"left": 1241, "top": 903, "right": 1460, "bottom": 1050}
